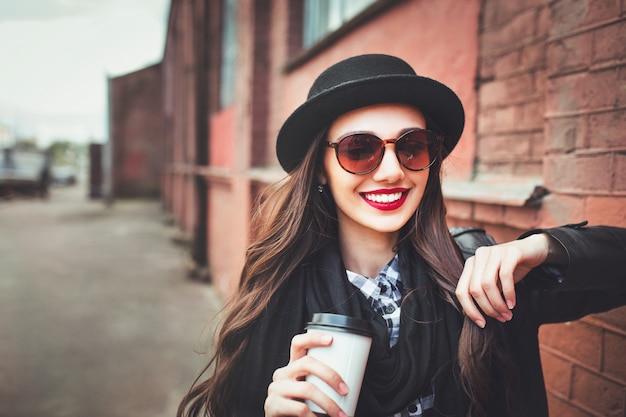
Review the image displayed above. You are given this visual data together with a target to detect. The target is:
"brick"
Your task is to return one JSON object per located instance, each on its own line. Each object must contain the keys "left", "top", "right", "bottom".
{"left": 540, "top": 349, "right": 573, "bottom": 397}
{"left": 585, "top": 196, "right": 626, "bottom": 226}
{"left": 445, "top": 199, "right": 473, "bottom": 221}
{"left": 481, "top": 0, "right": 527, "bottom": 31}
{"left": 593, "top": 307, "right": 626, "bottom": 334}
{"left": 519, "top": 99, "right": 545, "bottom": 130}
{"left": 479, "top": 55, "right": 496, "bottom": 80}
{"left": 571, "top": 367, "right": 625, "bottom": 416}
{"left": 539, "top": 194, "right": 586, "bottom": 228}
{"left": 479, "top": 73, "right": 536, "bottom": 108}
{"left": 477, "top": 106, "right": 517, "bottom": 134}
{"left": 592, "top": 20, "right": 626, "bottom": 65}
{"left": 539, "top": 322, "right": 603, "bottom": 369}
{"left": 533, "top": 68, "right": 548, "bottom": 94}
{"left": 529, "top": 131, "right": 546, "bottom": 159}
{"left": 535, "top": 4, "right": 551, "bottom": 38}
{"left": 550, "top": 0, "right": 589, "bottom": 37}
{"left": 618, "top": 66, "right": 626, "bottom": 107}
{"left": 474, "top": 203, "right": 505, "bottom": 225}
{"left": 587, "top": 109, "right": 626, "bottom": 149}
{"left": 546, "top": 116, "right": 585, "bottom": 152}
{"left": 551, "top": 0, "right": 620, "bottom": 37}
{"left": 513, "top": 160, "right": 543, "bottom": 177}
{"left": 547, "top": 394, "right": 594, "bottom": 417}
{"left": 547, "top": 70, "right": 618, "bottom": 114}
{"left": 481, "top": 9, "right": 538, "bottom": 53}
{"left": 604, "top": 330, "right": 626, "bottom": 381}
{"left": 478, "top": 134, "right": 532, "bottom": 162}
{"left": 547, "top": 32, "right": 593, "bottom": 76}
{"left": 480, "top": 0, "right": 498, "bottom": 31}
{"left": 503, "top": 206, "right": 539, "bottom": 229}
{"left": 544, "top": 153, "right": 613, "bottom": 192}
{"left": 613, "top": 153, "right": 626, "bottom": 192}
{"left": 493, "top": 49, "right": 521, "bottom": 77}
{"left": 521, "top": 41, "right": 547, "bottom": 70}
{"left": 477, "top": 161, "right": 516, "bottom": 176}
{"left": 482, "top": 224, "right": 522, "bottom": 242}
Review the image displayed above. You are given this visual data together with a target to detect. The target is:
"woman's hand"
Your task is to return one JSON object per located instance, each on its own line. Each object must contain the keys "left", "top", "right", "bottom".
{"left": 264, "top": 332, "right": 349, "bottom": 417}
{"left": 455, "top": 233, "right": 566, "bottom": 328}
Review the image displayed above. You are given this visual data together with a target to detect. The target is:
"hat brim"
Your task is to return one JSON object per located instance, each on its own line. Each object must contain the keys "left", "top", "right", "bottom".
{"left": 276, "top": 74, "right": 465, "bottom": 173}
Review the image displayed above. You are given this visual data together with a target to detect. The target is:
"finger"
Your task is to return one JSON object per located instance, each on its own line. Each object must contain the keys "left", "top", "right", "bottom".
{"left": 267, "top": 379, "right": 345, "bottom": 417}
{"left": 471, "top": 247, "right": 512, "bottom": 322}
{"left": 456, "top": 256, "right": 486, "bottom": 328}
{"left": 498, "top": 253, "right": 518, "bottom": 311}
{"left": 265, "top": 382, "right": 316, "bottom": 417}
{"left": 290, "top": 332, "right": 333, "bottom": 362}
{"left": 274, "top": 355, "right": 348, "bottom": 397}
{"left": 467, "top": 247, "right": 501, "bottom": 319}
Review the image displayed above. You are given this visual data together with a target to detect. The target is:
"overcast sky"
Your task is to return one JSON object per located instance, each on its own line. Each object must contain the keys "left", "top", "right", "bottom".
{"left": 0, "top": 0, "right": 170, "bottom": 147}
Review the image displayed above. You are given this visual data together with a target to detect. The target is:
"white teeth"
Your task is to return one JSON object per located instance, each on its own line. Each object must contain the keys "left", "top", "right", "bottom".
{"left": 364, "top": 192, "right": 402, "bottom": 203}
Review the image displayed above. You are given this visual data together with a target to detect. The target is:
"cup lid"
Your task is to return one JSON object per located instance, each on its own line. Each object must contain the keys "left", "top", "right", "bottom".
{"left": 306, "top": 313, "right": 374, "bottom": 337}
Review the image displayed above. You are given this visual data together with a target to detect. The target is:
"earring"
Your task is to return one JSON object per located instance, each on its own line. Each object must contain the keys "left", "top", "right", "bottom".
{"left": 317, "top": 185, "right": 324, "bottom": 193}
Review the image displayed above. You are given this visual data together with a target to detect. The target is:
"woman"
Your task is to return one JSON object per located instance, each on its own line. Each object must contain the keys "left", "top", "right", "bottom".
{"left": 178, "top": 54, "right": 626, "bottom": 417}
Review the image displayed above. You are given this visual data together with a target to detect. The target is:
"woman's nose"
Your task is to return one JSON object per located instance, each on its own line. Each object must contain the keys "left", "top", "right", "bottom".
{"left": 372, "top": 144, "right": 404, "bottom": 183}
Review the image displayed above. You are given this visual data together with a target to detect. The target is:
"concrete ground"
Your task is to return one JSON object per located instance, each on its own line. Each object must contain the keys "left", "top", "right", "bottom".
{"left": 0, "top": 183, "right": 223, "bottom": 417}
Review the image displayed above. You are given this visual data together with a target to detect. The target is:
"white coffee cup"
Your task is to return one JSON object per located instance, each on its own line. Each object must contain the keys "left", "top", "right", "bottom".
{"left": 305, "top": 313, "right": 374, "bottom": 417}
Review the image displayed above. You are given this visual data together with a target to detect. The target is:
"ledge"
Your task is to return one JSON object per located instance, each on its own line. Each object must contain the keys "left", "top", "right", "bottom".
{"left": 442, "top": 175, "right": 548, "bottom": 207}
{"left": 194, "top": 165, "right": 287, "bottom": 185}
{"left": 247, "top": 166, "right": 286, "bottom": 184}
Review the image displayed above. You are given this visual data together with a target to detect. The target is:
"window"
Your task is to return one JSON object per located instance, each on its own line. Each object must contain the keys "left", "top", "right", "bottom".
{"left": 303, "top": 0, "right": 377, "bottom": 48}
{"left": 220, "top": 0, "right": 238, "bottom": 108}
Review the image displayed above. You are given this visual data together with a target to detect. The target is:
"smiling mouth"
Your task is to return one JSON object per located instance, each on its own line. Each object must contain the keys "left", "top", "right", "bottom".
{"left": 363, "top": 191, "right": 404, "bottom": 203}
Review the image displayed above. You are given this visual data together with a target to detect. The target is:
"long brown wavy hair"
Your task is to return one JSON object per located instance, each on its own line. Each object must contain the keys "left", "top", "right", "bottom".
{"left": 177, "top": 126, "right": 519, "bottom": 417}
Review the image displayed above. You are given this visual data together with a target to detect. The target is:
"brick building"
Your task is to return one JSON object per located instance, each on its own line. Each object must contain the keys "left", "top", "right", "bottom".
{"left": 109, "top": 63, "right": 164, "bottom": 198}
{"left": 155, "top": 0, "right": 626, "bottom": 415}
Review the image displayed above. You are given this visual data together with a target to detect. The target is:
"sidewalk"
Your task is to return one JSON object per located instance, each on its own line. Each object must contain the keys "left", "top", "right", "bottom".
{"left": 0, "top": 183, "right": 223, "bottom": 417}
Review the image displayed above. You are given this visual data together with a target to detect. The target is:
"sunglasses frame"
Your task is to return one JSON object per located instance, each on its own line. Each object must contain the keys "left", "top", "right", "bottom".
{"left": 326, "top": 128, "right": 442, "bottom": 175}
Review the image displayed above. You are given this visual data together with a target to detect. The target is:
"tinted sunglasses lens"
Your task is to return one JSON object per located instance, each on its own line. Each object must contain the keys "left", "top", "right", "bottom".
{"left": 396, "top": 130, "right": 437, "bottom": 170}
{"left": 336, "top": 134, "right": 382, "bottom": 174}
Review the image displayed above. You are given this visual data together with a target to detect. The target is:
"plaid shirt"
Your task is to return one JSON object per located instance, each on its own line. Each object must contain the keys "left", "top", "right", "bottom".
{"left": 346, "top": 255, "right": 403, "bottom": 347}
{"left": 346, "top": 254, "right": 434, "bottom": 417}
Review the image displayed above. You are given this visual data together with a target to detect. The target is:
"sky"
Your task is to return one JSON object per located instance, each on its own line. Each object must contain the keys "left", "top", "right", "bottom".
{"left": 0, "top": 0, "right": 170, "bottom": 147}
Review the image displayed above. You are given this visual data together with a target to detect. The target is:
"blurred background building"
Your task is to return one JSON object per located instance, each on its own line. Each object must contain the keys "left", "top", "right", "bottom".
{"left": 107, "top": 1, "right": 626, "bottom": 415}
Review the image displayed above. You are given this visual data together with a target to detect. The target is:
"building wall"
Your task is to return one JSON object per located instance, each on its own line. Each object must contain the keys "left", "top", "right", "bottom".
{"left": 448, "top": 1, "right": 626, "bottom": 415}
{"left": 162, "top": 0, "right": 199, "bottom": 243}
{"left": 110, "top": 64, "right": 164, "bottom": 198}
{"left": 159, "top": 0, "right": 626, "bottom": 415}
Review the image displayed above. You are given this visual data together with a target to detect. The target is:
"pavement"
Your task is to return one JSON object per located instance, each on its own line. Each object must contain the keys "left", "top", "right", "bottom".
{"left": 0, "top": 183, "right": 223, "bottom": 417}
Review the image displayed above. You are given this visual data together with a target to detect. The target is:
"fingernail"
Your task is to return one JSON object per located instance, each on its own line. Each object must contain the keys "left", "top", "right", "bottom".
{"left": 320, "top": 334, "right": 332, "bottom": 344}
{"left": 339, "top": 382, "right": 349, "bottom": 395}
{"left": 507, "top": 300, "right": 515, "bottom": 310}
{"left": 475, "top": 319, "right": 486, "bottom": 328}
{"left": 499, "top": 312, "right": 512, "bottom": 322}
{"left": 338, "top": 411, "right": 348, "bottom": 417}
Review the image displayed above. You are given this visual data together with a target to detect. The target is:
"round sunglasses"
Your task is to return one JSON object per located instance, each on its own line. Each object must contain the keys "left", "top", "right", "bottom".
{"left": 326, "top": 128, "right": 442, "bottom": 175}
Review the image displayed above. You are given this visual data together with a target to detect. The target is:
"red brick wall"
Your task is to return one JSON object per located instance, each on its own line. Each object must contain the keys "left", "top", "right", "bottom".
{"left": 453, "top": 1, "right": 626, "bottom": 415}
{"left": 110, "top": 64, "right": 164, "bottom": 198}
{"left": 161, "top": 0, "right": 199, "bottom": 240}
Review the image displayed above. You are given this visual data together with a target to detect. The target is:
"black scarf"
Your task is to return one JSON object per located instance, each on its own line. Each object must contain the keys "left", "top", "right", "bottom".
{"left": 236, "top": 241, "right": 468, "bottom": 416}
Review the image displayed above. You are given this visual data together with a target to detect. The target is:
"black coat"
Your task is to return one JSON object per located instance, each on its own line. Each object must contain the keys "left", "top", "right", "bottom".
{"left": 234, "top": 224, "right": 626, "bottom": 416}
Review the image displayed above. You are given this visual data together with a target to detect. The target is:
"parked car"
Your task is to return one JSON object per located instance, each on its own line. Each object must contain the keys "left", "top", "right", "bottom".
{"left": 0, "top": 148, "right": 50, "bottom": 198}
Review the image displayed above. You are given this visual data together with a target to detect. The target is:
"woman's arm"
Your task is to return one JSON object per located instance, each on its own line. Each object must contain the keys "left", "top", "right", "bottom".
{"left": 455, "top": 224, "right": 626, "bottom": 328}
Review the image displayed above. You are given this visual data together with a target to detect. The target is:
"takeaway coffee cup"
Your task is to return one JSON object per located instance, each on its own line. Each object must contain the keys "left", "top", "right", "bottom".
{"left": 305, "top": 313, "right": 374, "bottom": 417}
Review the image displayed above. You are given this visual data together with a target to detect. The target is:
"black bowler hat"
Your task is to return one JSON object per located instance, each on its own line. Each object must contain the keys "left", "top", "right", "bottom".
{"left": 276, "top": 54, "right": 465, "bottom": 173}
